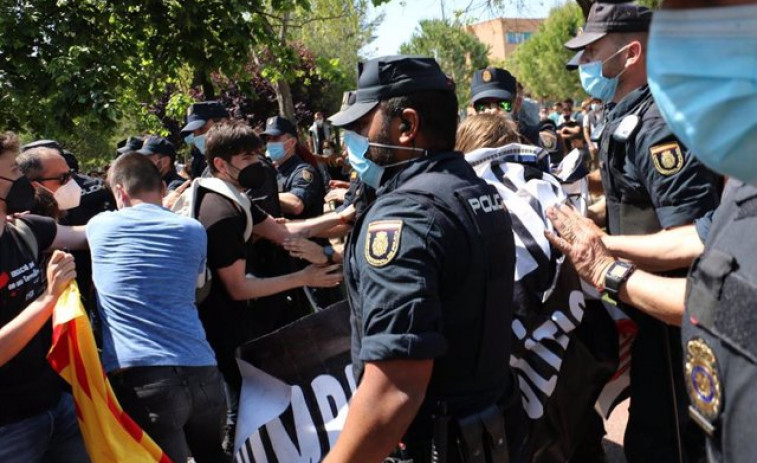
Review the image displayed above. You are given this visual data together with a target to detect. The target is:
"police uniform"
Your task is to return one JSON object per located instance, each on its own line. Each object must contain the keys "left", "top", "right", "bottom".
{"left": 344, "top": 152, "right": 519, "bottom": 462}
{"left": 683, "top": 182, "right": 757, "bottom": 463}
{"left": 276, "top": 154, "right": 325, "bottom": 220}
{"left": 598, "top": 84, "right": 719, "bottom": 463}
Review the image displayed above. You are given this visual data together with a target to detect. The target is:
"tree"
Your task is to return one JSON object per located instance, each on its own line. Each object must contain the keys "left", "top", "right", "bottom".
{"left": 508, "top": 3, "right": 585, "bottom": 101}
{"left": 399, "top": 19, "right": 489, "bottom": 109}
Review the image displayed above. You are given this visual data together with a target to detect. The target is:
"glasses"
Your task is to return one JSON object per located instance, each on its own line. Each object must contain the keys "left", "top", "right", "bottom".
{"left": 475, "top": 100, "right": 513, "bottom": 113}
{"left": 36, "top": 170, "right": 73, "bottom": 185}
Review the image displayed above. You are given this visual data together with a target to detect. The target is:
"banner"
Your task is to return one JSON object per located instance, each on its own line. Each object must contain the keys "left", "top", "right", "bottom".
{"left": 234, "top": 301, "right": 353, "bottom": 463}
{"left": 47, "top": 283, "right": 171, "bottom": 463}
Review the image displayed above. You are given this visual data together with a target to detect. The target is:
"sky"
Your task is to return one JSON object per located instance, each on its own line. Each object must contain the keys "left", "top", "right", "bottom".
{"left": 362, "top": 0, "right": 567, "bottom": 58}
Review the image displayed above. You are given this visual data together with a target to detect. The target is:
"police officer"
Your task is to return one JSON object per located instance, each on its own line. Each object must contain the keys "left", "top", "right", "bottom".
{"left": 470, "top": 67, "right": 562, "bottom": 161}
{"left": 260, "top": 116, "right": 325, "bottom": 220}
{"left": 564, "top": 3, "right": 720, "bottom": 462}
{"left": 137, "top": 135, "right": 185, "bottom": 191}
{"left": 648, "top": 1, "right": 757, "bottom": 460}
{"left": 323, "top": 55, "right": 520, "bottom": 463}
{"left": 180, "top": 101, "right": 230, "bottom": 178}
{"left": 115, "top": 136, "right": 144, "bottom": 158}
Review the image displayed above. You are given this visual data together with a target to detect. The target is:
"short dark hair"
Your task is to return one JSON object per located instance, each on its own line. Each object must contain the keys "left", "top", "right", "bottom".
{"left": 16, "top": 147, "right": 55, "bottom": 179}
{"left": 107, "top": 152, "right": 162, "bottom": 197}
{"left": 206, "top": 120, "right": 263, "bottom": 174}
{"left": 379, "top": 90, "right": 458, "bottom": 152}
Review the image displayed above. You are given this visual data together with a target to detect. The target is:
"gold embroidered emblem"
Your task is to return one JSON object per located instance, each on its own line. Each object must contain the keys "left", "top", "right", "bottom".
{"left": 650, "top": 142, "right": 684, "bottom": 176}
{"left": 302, "top": 170, "right": 313, "bottom": 182}
{"left": 482, "top": 69, "right": 492, "bottom": 83}
{"left": 685, "top": 337, "right": 722, "bottom": 426}
{"left": 365, "top": 220, "right": 402, "bottom": 267}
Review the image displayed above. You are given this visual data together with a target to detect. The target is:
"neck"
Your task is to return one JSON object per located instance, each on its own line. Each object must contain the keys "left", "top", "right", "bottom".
{"left": 129, "top": 192, "right": 163, "bottom": 207}
{"left": 612, "top": 69, "right": 647, "bottom": 104}
{"left": 214, "top": 172, "right": 244, "bottom": 192}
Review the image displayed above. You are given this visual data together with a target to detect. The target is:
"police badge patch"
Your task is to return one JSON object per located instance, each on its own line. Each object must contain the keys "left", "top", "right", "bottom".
{"left": 302, "top": 170, "right": 313, "bottom": 182}
{"left": 365, "top": 220, "right": 402, "bottom": 267}
{"left": 685, "top": 337, "right": 722, "bottom": 435}
{"left": 650, "top": 142, "right": 684, "bottom": 176}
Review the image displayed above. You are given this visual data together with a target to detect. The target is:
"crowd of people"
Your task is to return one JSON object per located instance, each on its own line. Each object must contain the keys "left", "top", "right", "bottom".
{"left": 1, "top": 1, "right": 755, "bottom": 463}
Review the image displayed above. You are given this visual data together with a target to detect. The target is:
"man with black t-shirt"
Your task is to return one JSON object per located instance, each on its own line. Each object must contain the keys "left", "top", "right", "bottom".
{"left": 0, "top": 131, "right": 90, "bottom": 463}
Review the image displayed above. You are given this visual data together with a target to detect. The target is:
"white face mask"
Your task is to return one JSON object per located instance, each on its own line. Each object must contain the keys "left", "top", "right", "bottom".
{"left": 53, "top": 178, "right": 82, "bottom": 210}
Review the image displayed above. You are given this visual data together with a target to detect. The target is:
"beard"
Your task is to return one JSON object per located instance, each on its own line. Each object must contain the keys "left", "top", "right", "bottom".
{"left": 367, "top": 116, "right": 398, "bottom": 166}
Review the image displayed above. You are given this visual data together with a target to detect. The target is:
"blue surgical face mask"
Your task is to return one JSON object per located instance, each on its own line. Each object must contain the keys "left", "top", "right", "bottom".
{"left": 266, "top": 142, "right": 286, "bottom": 162}
{"left": 343, "top": 130, "right": 425, "bottom": 189}
{"left": 578, "top": 45, "right": 629, "bottom": 102}
{"left": 184, "top": 134, "right": 194, "bottom": 146}
{"left": 194, "top": 134, "right": 207, "bottom": 155}
{"left": 648, "top": 5, "right": 757, "bottom": 186}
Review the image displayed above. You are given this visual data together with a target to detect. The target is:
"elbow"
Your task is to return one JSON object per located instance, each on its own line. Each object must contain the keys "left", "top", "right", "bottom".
{"left": 291, "top": 201, "right": 305, "bottom": 216}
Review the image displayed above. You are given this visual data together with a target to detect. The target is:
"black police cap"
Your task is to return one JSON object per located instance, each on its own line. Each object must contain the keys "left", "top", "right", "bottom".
{"left": 565, "top": 50, "right": 584, "bottom": 71}
{"left": 261, "top": 116, "right": 298, "bottom": 139}
{"left": 564, "top": 2, "right": 652, "bottom": 50}
{"left": 180, "top": 101, "right": 230, "bottom": 135}
{"left": 22, "top": 139, "right": 63, "bottom": 153}
{"left": 116, "top": 136, "right": 144, "bottom": 155}
{"left": 137, "top": 136, "right": 177, "bottom": 159}
{"left": 471, "top": 67, "right": 517, "bottom": 105}
{"left": 329, "top": 55, "right": 455, "bottom": 127}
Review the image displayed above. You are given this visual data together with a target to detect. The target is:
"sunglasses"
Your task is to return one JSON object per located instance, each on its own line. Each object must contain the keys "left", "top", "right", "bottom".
{"left": 36, "top": 169, "right": 74, "bottom": 185}
{"left": 475, "top": 100, "right": 513, "bottom": 113}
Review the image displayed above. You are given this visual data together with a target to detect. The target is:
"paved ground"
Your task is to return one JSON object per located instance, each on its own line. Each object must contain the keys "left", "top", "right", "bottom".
{"left": 603, "top": 398, "right": 629, "bottom": 463}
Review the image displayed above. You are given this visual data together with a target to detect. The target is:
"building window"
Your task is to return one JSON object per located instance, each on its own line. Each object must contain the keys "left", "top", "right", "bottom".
{"left": 506, "top": 32, "right": 532, "bottom": 44}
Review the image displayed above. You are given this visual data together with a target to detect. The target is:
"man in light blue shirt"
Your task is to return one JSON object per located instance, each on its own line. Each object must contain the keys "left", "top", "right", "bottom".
{"left": 87, "top": 153, "right": 228, "bottom": 463}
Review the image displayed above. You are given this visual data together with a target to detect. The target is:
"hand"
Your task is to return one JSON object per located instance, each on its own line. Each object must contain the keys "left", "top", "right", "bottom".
{"left": 162, "top": 179, "right": 191, "bottom": 209}
{"left": 284, "top": 236, "right": 328, "bottom": 264}
{"left": 46, "top": 250, "right": 77, "bottom": 297}
{"left": 274, "top": 216, "right": 289, "bottom": 224}
{"left": 329, "top": 180, "right": 350, "bottom": 189}
{"left": 300, "top": 264, "right": 343, "bottom": 288}
{"left": 545, "top": 203, "right": 614, "bottom": 288}
{"left": 325, "top": 188, "right": 347, "bottom": 203}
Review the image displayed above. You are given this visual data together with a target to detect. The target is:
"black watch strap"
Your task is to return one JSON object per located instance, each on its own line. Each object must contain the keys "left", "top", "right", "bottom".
{"left": 603, "top": 261, "right": 636, "bottom": 304}
{"left": 323, "top": 245, "right": 335, "bottom": 264}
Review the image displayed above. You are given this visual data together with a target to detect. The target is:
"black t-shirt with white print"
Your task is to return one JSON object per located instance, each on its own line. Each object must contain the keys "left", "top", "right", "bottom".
{"left": 0, "top": 215, "right": 59, "bottom": 425}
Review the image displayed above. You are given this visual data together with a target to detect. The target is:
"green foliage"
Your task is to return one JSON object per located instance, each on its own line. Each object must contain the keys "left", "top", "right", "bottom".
{"left": 399, "top": 19, "right": 489, "bottom": 109}
{"left": 509, "top": 3, "right": 586, "bottom": 101}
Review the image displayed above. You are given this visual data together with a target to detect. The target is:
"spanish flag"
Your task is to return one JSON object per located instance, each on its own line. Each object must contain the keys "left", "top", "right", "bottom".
{"left": 47, "top": 282, "right": 172, "bottom": 463}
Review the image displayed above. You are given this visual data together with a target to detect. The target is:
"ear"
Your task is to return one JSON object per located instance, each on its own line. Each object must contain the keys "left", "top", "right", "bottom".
{"left": 113, "top": 184, "right": 129, "bottom": 209}
{"left": 398, "top": 108, "right": 421, "bottom": 145}
{"left": 625, "top": 40, "right": 643, "bottom": 67}
{"left": 212, "top": 156, "right": 227, "bottom": 175}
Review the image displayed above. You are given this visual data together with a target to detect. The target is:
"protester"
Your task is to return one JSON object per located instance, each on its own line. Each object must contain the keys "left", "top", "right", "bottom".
{"left": 325, "top": 55, "right": 521, "bottom": 463}
{"left": 88, "top": 153, "right": 228, "bottom": 463}
{"left": 564, "top": 2, "right": 721, "bottom": 461}
{"left": 0, "top": 131, "right": 90, "bottom": 463}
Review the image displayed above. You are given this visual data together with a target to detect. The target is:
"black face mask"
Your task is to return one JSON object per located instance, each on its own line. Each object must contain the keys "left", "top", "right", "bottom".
{"left": 237, "top": 163, "right": 267, "bottom": 190}
{"left": 0, "top": 175, "right": 36, "bottom": 213}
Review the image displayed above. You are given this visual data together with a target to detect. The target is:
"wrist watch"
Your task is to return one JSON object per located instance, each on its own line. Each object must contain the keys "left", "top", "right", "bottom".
{"left": 323, "top": 245, "right": 335, "bottom": 264}
{"left": 602, "top": 260, "right": 636, "bottom": 305}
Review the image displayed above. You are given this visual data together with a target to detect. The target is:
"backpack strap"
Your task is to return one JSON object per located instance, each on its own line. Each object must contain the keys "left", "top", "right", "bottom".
{"left": 195, "top": 178, "right": 253, "bottom": 242}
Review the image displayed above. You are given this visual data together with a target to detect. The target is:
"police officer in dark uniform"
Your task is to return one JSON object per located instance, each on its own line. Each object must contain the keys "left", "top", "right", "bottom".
{"left": 260, "top": 116, "right": 325, "bottom": 220}
{"left": 181, "top": 101, "right": 230, "bottom": 178}
{"left": 137, "top": 135, "right": 185, "bottom": 191}
{"left": 115, "top": 136, "right": 144, "bottom": 158}
{"left": 323, "top": 55, "right": 521, "bottom": 463}
{"left": 564, "top": 3, "right": 720, "bottom": 462}
{"left": 647, "top": 1, "right": 757, "bottom": 461}
{"left": 470, "top": 67, "right": 563, "bottom": 162}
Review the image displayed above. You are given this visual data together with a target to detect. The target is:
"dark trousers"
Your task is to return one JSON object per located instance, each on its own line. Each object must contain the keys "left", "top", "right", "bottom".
{"left": 109, "top": 365, "right": 229, "bottom": 463}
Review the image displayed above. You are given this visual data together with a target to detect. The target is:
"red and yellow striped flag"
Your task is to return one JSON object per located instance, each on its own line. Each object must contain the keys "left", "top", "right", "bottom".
{"left": 47, "top": 282, "right": 172, "bottom": 463}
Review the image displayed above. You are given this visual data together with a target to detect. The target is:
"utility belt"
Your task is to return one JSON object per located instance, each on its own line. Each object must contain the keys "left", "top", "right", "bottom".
{"left": 387, "top": 399, "right": 518, "bottom": 463}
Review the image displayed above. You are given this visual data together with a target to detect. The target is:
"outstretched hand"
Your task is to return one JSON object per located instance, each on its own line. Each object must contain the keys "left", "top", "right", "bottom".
{"left": 545, "top": 203, "right": 614, "bottom": 288}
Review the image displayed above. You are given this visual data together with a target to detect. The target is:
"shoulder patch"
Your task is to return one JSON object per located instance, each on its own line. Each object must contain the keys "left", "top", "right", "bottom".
{"left": 350, "top": 170, "right": 358, "bottom": 181}
{"left": 301, "top": 169, "right": 313, "bottom": 182}
{"left": 364, "top": 220, "right": 403, "bottom": 267}
{"left": 650, "top": 142, "right": 684, "bottom": 176}
{"left": 539, "top": 131, "right": 557, "bottom": 150}
{"left": 685, "top": 337, "right": 722, "bottom": 435}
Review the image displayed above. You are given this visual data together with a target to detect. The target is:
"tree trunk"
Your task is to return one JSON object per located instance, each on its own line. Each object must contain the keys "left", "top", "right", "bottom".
{"left": 576, "top": 0, "right": 593, "bottom": 19}
{"left": 274, "top": 12, "right": 297, "bottom": 122}
{"left": 193, "top": 69, "right": 216, "bottom": 100}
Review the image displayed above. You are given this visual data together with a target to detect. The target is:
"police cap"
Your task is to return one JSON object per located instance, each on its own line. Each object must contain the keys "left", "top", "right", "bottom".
{"left": 137, "top": 136, "right": 177, "bottom": 160}
{"left": 329, "top": 55, "right": 455, "bottom": 127}
{"left": 180, "top": 101, "right": 230, "bottom": 135}
{"left": 260, "top": 116, "right": 298, "bottom": 140}
{"left": 471, "top": 67, "right": 517, "bottom": 105}
{"left": 564, "top": 2, "right": 652, "bottom": 50}
{"left": 116, "top": 136, "right": 144, "bottom": 155}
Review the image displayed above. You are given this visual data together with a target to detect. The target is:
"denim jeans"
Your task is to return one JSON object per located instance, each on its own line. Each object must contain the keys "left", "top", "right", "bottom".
{"left": 0, "top": 392, "right": 90, "bottom": 463}
{"left": 109, "top": 365, "right": 229, "bottom": 463}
